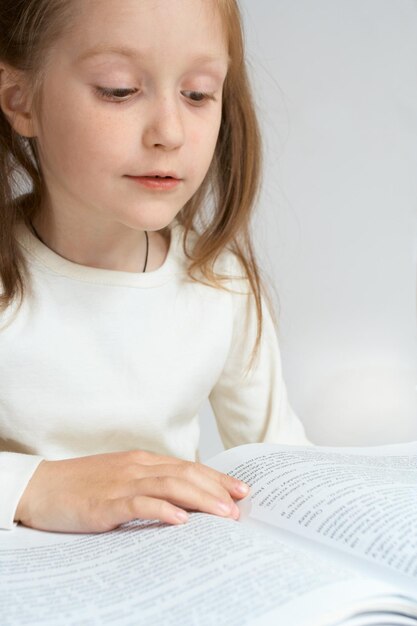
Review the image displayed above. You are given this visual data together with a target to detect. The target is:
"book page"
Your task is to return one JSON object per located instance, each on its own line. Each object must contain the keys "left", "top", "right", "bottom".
{"left": 0, "top": 513, "right": 409, "bottom": 626}
{"left": 207, "top": 442, "right": 417, "bottom": 586}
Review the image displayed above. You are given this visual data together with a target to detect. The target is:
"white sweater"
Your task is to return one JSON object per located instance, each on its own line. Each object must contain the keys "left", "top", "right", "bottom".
{"left": 0, "top": 220, "right": 310, "bottom": 529}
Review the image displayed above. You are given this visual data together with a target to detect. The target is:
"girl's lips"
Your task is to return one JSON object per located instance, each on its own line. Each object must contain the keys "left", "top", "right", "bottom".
{"left": 126, "top": 176, "right": 182, "bottom": 190}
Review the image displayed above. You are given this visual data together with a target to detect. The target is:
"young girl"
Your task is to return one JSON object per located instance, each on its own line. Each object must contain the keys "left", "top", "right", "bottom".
{"left": 0, "top": 0, "right": 310, "bottom": 534}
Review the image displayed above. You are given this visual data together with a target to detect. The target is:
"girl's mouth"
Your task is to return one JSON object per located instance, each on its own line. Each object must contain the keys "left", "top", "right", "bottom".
{"left": 126, "top": 175, "right": 182, "bottom": 190}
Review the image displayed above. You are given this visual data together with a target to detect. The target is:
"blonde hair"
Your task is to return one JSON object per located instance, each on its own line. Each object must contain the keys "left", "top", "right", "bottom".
{"left": 0, "top": 0, "right": 271, "bottom": 369}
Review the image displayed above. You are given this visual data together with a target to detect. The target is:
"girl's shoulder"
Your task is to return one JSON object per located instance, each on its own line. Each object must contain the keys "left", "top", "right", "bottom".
{"left": 173, "top": 221, "right": 250, "bottom": 293}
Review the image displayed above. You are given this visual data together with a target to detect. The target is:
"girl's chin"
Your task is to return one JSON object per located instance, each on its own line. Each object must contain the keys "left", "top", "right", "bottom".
{"left": 127, "top": 212, "right": 182, "bottom": 233}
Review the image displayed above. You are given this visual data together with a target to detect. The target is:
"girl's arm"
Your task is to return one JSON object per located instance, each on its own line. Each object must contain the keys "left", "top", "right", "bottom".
{"left": 6, "top": 449, "right": 249, "bottom": 533}
{"left": 209, "top": 259, "right": 311, "bottom": 449}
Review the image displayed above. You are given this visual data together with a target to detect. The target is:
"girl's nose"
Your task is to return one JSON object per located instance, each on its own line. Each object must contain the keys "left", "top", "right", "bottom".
{"left": 142, "top": 95, "right": 185, "bottom": 151}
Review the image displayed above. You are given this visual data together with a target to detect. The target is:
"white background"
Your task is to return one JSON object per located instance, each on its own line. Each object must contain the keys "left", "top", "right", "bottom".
{"left": 199, "top": 0, "right": 417, "bottom": 459}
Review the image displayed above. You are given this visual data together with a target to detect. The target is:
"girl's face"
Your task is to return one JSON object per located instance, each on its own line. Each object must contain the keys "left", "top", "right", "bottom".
{"left": 31, "top": 0, "right": 229, "bottom": 233}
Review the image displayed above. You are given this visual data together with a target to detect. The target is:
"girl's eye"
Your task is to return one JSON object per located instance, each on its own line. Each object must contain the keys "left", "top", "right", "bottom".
{"left": 94, "top": 87, "right": 216, "bottom": 105}
{"left": 182, "top": 91, "right": 216, "bottom": 105}
{"left": 95, "top": 87, "right": 138, "bottom": 102}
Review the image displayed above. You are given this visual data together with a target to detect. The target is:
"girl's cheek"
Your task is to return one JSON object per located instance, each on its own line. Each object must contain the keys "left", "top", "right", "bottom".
{"left": 188, "top": 128, "right": 203, "bottom": 145}
{"left": 189, "top": 123, "right": 219, "bottom": 148}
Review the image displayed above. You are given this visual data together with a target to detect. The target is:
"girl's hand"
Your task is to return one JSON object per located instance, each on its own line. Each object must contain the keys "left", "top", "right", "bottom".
{"left": 14, "top": 450, "right": 250, "bottom": 533}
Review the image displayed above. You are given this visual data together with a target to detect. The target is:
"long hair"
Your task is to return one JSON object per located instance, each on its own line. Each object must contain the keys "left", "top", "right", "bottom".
{"left": 0, "top": 0, "right": 270, "bottom": 370}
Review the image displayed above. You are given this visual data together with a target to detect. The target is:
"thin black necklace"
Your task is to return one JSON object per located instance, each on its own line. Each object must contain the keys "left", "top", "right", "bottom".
{"left": 142, "top": 230, "right": 149, "bottom": 273}
{"left": 29, "top": 221, "right": 149, "bottom": 273}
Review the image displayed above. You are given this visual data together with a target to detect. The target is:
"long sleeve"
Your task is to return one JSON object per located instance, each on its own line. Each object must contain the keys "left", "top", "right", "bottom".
{"left": 0, "top": 452, "right": 44, "bottom": 530}
{"left": 209, "top": 272, "right": 311, "bottom": 449}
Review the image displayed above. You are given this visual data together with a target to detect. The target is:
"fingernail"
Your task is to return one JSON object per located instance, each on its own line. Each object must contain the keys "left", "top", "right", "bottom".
{"left": 235, "top": 482, "right": 249, "bottom": 495}
{"left": 217, "top": 501, "right": 232, "bottom": 514}
{"left": 175, "top": 510, "right": 189, "bottom": 523}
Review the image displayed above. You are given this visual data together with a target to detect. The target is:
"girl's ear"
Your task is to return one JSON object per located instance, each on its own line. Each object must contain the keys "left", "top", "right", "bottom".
{"left": 0, "top": 64, "right": 37, "bottom": 137}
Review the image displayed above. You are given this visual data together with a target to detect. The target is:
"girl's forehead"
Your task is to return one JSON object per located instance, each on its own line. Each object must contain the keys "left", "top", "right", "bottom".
{"left": 64, "top": 0, "right": 229, "bottom": 67}
{"left": 69, "top": 0, "right": 227, "bottom": 44}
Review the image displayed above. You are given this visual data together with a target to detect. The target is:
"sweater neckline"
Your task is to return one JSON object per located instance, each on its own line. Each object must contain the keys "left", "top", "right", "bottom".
{"left": 16, "top": 219, "right": 185, "bottom": 288}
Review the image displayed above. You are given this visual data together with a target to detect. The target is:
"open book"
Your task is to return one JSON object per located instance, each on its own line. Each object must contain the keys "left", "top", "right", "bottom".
{"left": 1, "top": 441, "right": 416, "bottom": 625}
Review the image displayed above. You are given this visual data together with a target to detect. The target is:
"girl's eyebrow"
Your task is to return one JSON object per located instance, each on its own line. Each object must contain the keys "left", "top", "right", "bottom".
{"left": 77, "top": 44, "right": 231, "bottom": 68}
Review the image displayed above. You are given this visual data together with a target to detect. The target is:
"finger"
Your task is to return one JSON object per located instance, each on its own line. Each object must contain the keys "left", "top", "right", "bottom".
{"left": 129, "top": 451, "right": 250, "bottom": 499}
{"left": 128, "top": 450, "right": 250, "bottom": 498}
{"left": 131, "top": 476, "right": 240, "bottom": 520}
{"left": 134, "top": 462, "right": 239, "bottom": 509}
{"left": 164, "top": 459, "right": 250, "bottom": 500}
{"left": 96, "top": 495, "right": 190, "bottom": 532}
{"left": 193, "top": 463, "right": 251, "bottom": 499}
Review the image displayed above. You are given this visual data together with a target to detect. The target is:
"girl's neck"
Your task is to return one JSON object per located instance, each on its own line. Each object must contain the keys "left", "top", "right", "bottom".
{"left": 28, "top": 215, "right": 170, "bottom": 274}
